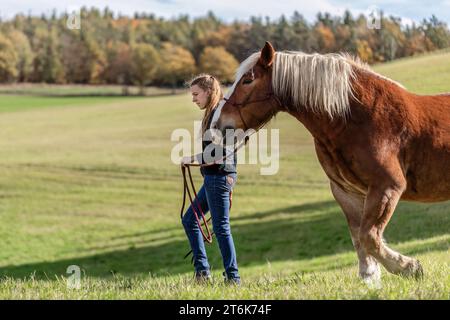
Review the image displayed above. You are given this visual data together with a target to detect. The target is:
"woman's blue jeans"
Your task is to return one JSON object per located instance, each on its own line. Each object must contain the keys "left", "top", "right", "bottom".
{"left": 182, "top": 173, "right": 239, "bottom": 280}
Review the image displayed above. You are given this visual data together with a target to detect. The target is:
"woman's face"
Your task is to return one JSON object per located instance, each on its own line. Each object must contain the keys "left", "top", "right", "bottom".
{"left": 190, "top": 85, "right": 210, "bottom": 109}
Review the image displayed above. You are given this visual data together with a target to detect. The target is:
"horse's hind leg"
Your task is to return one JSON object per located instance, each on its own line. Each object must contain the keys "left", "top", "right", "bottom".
{"left": 330, "top": 181, "right": 380, "bottom": 284}
{"left": 360, "top": 182, "right": 423, "bottom": 279}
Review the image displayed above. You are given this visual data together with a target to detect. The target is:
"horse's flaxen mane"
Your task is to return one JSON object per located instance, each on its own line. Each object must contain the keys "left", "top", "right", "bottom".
{"left": 273, "top": 51, "right": 357, "bottom": 118}
{"left": 232, "top": 50, "right": 405, "bottom": 119}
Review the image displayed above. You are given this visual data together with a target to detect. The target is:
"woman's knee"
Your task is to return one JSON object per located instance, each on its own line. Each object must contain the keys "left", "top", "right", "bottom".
{"left": 182, "top": 210, "right": 195, "bottom": 229}
{"left": 213, "top": 221, "right": 231, "bottom": 236}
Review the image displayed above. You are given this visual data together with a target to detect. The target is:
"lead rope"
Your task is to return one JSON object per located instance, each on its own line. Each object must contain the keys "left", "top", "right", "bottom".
{"left": 180, "top": 164, "right": 213, "bottom": 244}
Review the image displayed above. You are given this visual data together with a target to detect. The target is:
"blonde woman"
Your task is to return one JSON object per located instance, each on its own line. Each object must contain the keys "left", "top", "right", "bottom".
{"left": 181, "top": 74, "right": 240, "bottom": 285}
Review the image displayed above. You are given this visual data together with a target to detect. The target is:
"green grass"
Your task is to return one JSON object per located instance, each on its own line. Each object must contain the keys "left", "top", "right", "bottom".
{"left": 373, "top": 48, "right": 450, "bottom": 94}
{"left": 0, "top": 84, "right": 184, "bottom": 97}
{"left": 0, "top": 51, "right": 449, "bottom": 299}
{"left": 0, "top": 95, "right": 144, "bottom": 113}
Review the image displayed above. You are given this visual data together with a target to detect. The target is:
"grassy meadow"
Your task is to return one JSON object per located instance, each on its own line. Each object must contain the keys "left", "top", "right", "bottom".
{"left": 0, "top": 50, "right": 448, "bottom": 299}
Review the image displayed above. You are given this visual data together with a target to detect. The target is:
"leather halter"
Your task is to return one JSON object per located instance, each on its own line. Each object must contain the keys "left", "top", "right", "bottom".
{"left": 223, "top": 92, "right": 282, "bottom": 132}
{"left": 221, "top": 67, "right": 283, "bottom": 131}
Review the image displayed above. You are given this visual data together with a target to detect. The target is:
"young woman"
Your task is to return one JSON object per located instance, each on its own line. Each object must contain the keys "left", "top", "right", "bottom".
{"left": 181, "top": 74, "right": 240, "bottom": 285}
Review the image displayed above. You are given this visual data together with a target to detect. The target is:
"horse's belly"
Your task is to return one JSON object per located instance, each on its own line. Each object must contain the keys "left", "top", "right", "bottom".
{"left": 402, "top": 160, "right": 450, "bottom": 202}
{"left": 402, "top": 143, "right": 450, "bottom": 202}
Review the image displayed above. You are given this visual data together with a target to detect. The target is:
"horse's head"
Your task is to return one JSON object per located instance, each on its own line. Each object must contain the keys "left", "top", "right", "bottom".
{"left": 212, "top": 42, "right": 281, "bottom": 136}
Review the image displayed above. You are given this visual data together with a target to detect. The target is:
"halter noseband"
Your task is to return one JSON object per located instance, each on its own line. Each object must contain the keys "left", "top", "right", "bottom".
{"left": 221, "top": 66, "right": 283, "bottom": 131}
{"left": 223, "top": 92, "right": 281, "bottom": 132}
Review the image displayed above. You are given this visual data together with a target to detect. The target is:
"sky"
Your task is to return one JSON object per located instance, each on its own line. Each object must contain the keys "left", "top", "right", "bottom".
{"left": 0, "top": 0, "right": 449, "bottom": 26}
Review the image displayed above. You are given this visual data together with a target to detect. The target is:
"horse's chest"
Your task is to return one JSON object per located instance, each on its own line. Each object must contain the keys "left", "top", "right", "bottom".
{"left": 314, "top": 140, "right": 368, "bottom": 195}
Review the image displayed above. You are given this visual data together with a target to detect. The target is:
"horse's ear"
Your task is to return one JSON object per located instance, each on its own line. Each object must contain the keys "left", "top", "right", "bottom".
{"left": 259, "top": 41, "right": 275, "bottom": 68}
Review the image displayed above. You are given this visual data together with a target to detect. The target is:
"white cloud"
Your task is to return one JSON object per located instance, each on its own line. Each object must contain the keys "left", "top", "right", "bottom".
{"left": 0, "top": 0, "right": 357, "bottom": 21}
{"left": 176, "top": 0, "right": 347, "bottom": 21}
{"left": 0, "top": 0, "right": 448, "bottom": 25}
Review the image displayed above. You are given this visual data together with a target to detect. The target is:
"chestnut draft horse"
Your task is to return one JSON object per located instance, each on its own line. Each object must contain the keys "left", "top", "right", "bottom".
{"left": 212, "top": 42, "right": 450, "bottom": 283}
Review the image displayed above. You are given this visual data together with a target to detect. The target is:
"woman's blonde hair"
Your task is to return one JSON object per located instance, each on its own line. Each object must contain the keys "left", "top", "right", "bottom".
{"left": 187, "top": 74, "right": 223, "bottom": 135}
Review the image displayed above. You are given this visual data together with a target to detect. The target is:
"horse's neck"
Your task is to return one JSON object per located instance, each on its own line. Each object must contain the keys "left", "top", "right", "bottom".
{"left": 280, "top": 67, "right": 395, "bottom": 141}
{"left": 285, "top": 108, "right": 347, "bottom": 142}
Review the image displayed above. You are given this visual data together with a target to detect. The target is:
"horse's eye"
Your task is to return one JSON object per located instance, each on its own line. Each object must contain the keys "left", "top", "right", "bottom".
{"left": 242, "top": 79, "right": 253, "bottom": 85}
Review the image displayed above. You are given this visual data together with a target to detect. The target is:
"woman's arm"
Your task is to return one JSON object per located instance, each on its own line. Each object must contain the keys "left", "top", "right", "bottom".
{"left": 181, "top": 153, "right": 202, "bottom": 166}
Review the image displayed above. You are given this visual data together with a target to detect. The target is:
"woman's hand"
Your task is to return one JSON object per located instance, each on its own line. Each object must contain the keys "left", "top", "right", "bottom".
{"left": 181, "top": 156, "right": 193, "bottom": 167}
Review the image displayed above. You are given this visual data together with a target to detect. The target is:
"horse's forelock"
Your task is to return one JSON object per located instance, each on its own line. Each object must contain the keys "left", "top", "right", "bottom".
{"left": 210, "top": 52, "right": 261, "bottom": 129}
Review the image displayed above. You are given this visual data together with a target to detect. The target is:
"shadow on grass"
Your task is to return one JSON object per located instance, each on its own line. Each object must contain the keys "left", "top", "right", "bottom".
{"left": 0, "top": 200, "right": 448, "bottom": 280}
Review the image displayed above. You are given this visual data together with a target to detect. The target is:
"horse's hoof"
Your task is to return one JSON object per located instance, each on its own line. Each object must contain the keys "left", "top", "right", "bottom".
{"left": 412, "top": 260, "right": 424, "bottom": 280}
{"left": 403, "top": 259, "right": 424, "bottom": 280}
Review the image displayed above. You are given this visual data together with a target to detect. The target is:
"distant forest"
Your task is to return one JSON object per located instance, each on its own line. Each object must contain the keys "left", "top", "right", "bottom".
{"left": 0, "top": 8, "right": 449, "bottom": 86}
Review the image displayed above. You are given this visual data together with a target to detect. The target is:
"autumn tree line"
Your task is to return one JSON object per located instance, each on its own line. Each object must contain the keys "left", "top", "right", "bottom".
{"left": 0, "top": 8, "right": 449, "bottom": 87}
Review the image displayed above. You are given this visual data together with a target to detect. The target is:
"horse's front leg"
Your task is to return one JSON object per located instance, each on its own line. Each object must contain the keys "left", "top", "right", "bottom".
{"left": 330, "top": 181, "right": 381, "bottom": 285}
{"left": 359, "top": 179, "right": 423, "bottom": 279}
